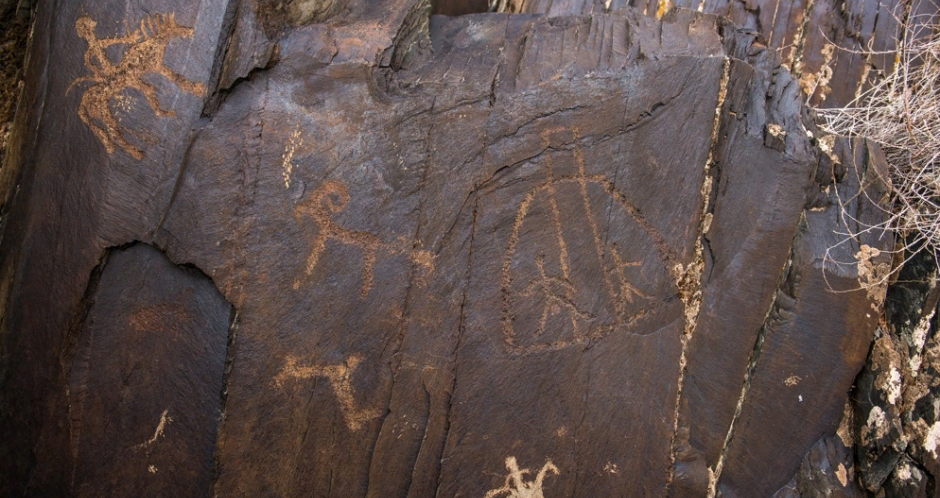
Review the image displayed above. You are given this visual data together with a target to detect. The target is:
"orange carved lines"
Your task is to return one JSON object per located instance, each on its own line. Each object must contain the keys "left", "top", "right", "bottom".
{"left": 500, "top": 128, "right": 675, "bottom": 354}
{"left": 69, "top": 13, "right": 205, "bottom": 159}
{"left": 484, "top": 457, "right": 560, "bottom": 498}
{"left": 294, "top": 180, "right": 435, "bottom": 297}
{"left": 274, "top": 355, "right": 382, "bottom": 431}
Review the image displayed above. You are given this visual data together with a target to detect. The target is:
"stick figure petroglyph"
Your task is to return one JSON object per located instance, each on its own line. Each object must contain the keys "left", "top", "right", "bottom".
{"left": 484, "top": 457, "right": 559, "bottom": 498}
{"left": 520, "top": 254, "right": 595, "bottom": 337}
{"left": 500, "top": 128, "right": 675, "bottom": 354}
{"left": 294, "top": 180, "right": 435, "bottom": 297}
{"left": 295, "top": 181, "right": 382, "bottom": 296}
{"left": 274, "top": 354, "right": 382, "bottom": 431}
{"left": 69, "top": 13, "right": 206, "bottom": 159}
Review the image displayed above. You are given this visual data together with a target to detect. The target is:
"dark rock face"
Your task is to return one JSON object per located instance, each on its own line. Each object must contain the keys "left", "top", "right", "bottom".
{"left": 28, "top": 243, "right": 233, "bottom": 496}
{"left": 0, "top": 0, "right": 900, "bottom": 496}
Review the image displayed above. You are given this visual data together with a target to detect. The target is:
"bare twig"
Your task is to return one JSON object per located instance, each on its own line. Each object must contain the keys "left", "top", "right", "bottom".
{"left": 818, "top": 11, "right": 940, "bottom": 270}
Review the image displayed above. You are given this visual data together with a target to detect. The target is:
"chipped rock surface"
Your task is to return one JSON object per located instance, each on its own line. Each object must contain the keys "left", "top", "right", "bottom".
{"left": 0, "top": 0, "right": 916, "bottom": 496}
{"left": 848, "top": 247, "right": 940, "bottom": 498}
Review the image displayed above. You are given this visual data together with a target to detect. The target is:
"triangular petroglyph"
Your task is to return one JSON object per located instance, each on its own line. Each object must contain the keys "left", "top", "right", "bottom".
{"left": 500, "top": 128, "right": 673, "bottom": 354}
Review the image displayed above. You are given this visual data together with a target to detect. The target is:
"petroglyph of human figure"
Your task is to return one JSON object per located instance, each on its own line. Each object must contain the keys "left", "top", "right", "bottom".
{"left": 294, "top": 180, "right": 435, "bottom": 297}
{"left": 520, "top": 254, "right": 595, "bottom": 337}
{"left": 274, "top": 355, "right": 382, "bottom": 431}
{"left": 484, "top": 457, "right": 559, "bottom": 498}
{"left": 501, "top": 128, "right": 671, "bottom": 354}
{"left": 69, "top": 13, "right": 206, "bottom": 160}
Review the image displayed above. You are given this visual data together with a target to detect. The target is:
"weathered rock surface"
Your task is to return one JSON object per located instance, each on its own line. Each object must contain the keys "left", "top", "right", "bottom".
{"left": 0, "top": 0, "right": 903, "bottom": 496}
{"left": 29, "top": 243, "right": 233, "bottom": 496}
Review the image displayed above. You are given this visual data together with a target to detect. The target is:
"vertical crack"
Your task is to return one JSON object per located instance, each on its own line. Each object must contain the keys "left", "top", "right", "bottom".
{"left": 402, "top": 381, "right": 433, "bottom": 497}
{"left": 706, "top": 244, "right": 797, "bottom": 497}
{"left": 202, "top": 0, "right": 241, "bottom": 117}
{"left": 666, "top": 55, "right": 730, "bottom": 493}
{"left": 434, "top": 195, "right": 479, "bottom": 498}
{"left": 789, "top": 0, "right": 818, "bottom": 75}
{"left": 571, "top": 348, "right": 593, "bottom": 497}
{"left": 365, "top": 98, "right": 436, "bottom": 496}
{"left": 61, "top": 247, "right": 114, "bottom": 494}
{"left": 209, "top": 308, "right": 239, "bottom": 498}
{"left": 148, "top": 127, "right": 202, "bottom": 240}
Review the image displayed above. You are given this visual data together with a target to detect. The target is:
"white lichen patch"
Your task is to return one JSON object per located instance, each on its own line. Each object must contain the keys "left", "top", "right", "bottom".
{"left": 837, "top": 400, "right": 855, "bottom": 447}
{"left": 798, "top": 43, "right": 835, "bottom": 101}
{"left": 784, "top": 375, "right": 801, "bottom": 387}
{"left": 818, "top": 134, "right": 840, "bottom": 166}
{"left": 896, "top": 460, "right": 912, "bottom": 480}
{"left": 910, "top": 308, "right": 935, "bottom": 375}
{"left": 886, "top": 367, "right": 902, "bottom": 405}
{"left": 864, "top": 406, "right": 888, "bottom": 442}
{"left": 856, "top": 244, "right": 890, "bottom": 303}
{"left": 924, "top": 421, "right": 940, "bottom": 457}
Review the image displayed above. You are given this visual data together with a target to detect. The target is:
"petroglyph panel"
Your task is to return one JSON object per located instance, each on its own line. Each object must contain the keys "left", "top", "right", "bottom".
{"left": 437, "top": 41, "right": 725, "bottom": 495}
{"left": 0, "top": 2, "right": 901, "bottom": 497}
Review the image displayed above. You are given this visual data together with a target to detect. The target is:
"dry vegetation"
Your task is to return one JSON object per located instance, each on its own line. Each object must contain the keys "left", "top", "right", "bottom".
{"left": 0, "top": 1, "right": 31, "bottom": 164}
{"left": 818, "top": 10, "right": 940, "bottom": 262}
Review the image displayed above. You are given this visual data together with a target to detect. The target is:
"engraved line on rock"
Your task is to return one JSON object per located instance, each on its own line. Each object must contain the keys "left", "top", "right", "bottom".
{"left": 484, "top": 456, "right": 559, "bottom": 498}
{"left": 134, "top": 408, "right": 173, "bottom": 449}
{"left": 274, "top": 354, "right": 383, "bottom": 431}
{"left": 69, "top": 13, "right": 206, "bottom": 160}
{"left": 500, "top": 129, "right": 678, "bottom": 355}
{"left": 293, "top": 180, "right": 435, "bottom": 297}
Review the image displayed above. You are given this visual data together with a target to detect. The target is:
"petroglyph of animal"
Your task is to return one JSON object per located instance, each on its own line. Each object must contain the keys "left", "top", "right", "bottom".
{"left": 69, "top": 13, "right": 206, "bottom": 160}
{"left": 274, "top": 355, "right": 382, "bottom": 431}
{"left": 484, "top": 457, "right": 559, "bottom": 498}
{"left": 294, "top": 180, "right": 435, "bottom": 297}
{"left": 501, "top": 128, "right": 674, "bottom": 354}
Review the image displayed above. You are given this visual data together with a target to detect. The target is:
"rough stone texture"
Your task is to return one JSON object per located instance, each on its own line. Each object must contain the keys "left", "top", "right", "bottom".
{"left": 27, "top": 243, "right": 233, "bottom": 496}
{"left": 516, "top": 0, "right": 938, "bottom": 110}
{"left": 845, "top": 245, "right": 940, "bottom": 498}
{"left": 0, "top": 0, "right": 908, "bottom": 496}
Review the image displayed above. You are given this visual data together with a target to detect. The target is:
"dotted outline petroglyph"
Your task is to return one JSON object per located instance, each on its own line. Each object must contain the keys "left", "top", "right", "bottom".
{"left": 484, "top": 456, "right": 559, "bottom": 498}
{"left": 274, "top": 354, "right": 382, "bottom": 431}
{"left": 293, "top": 180, "right": 435, "bottom": 297}
{"left": 282, "top": 128, "right": 303, "bottom": 189}
{"left": 69, "top": 13, "right": 206, "bottom": 160}
{"left": 500, "top": 128, "right": 678, "bottom": 355}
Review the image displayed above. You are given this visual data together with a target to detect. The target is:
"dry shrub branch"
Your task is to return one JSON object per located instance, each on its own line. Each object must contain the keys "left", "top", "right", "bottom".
{"left": 0, "top": 2, "right": 32, "bottom": 164}
{"left": 818, "top": 10, "right": 940, "bottom": 264}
